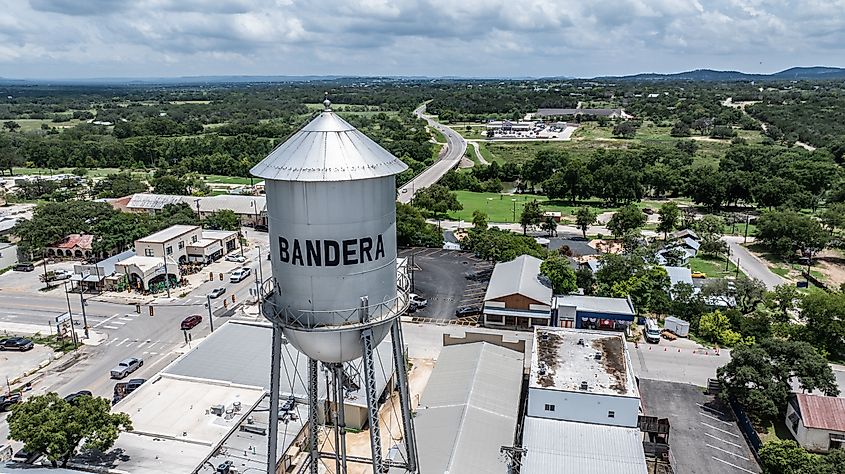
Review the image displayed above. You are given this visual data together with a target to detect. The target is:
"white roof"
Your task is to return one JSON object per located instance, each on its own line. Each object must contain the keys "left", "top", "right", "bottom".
{"left": 126, "top": 193, "right": 266, "bottom": 215}
{"left": 126, "top": 193, "right": 184, "bottom": 210}
{"left": 415, "top": 342, "right": 524, "bottom": 474}
{"left": 555, "top": 294, "right": 635, "bottom": 316}
{"left": 138, "top": 224, "right": 199, "bottom": 243}
{"left": 521, "top": 417, "right": 648, "bottom": 474}
{"left": 530, "top": 327, "right": 638, "bottom": 397}
{"left": 662, "top": 265, "right": 693, "bottom": 287}
{"left": 116, "top": 255, "right": 177, "bottom": 272}
{"left": 250, "top": 106, "right": 408, "bottom": 182}
{"left": 484, "top": 254, "right": 552, "bottom": 305}
{"left": 201, "top": 229, "right": 239, "bottom": 240}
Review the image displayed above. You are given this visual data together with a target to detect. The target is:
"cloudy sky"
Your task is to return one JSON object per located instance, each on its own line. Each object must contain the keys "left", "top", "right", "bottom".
{"left": 2, "top": 0, "right": 844, "bottom": 79}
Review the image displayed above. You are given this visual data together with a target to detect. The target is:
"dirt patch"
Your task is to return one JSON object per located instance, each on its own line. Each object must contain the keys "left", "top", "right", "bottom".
{"left": 536, "top": 331, "right": 562, "bottom": 388}
{"left": 815, "top": 249, "right": 845, "bottom": 288}
{"left": 593, "top": 337, "right": 628, "bottom": 395}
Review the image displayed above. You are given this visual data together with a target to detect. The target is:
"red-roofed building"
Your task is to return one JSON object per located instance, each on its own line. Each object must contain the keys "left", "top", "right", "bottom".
{"left": 46, "top": 234, "right": 94, "bottom": 260}
{"left": 786, "top": 393, "right": 845, "bottom": 452}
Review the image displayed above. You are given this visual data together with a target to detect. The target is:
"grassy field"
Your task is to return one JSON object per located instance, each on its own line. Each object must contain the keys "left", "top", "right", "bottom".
{"left": 201, "top": 174, "right": 254, "bottom": 185}
{"left": 3, "top": 118, "right": 86, "bottom": 133}
{"left": 689, "top": 255, "right": 737, "bottom": 278}
{"left": 11, "top": 167, "right": 149, "bottom": 178}
{"left": 429, "top": 125, "right": 447, "bottom": 144}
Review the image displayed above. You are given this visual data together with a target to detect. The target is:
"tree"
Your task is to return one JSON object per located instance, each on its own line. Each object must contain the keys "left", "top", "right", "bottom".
{"left": 0, "top": 134, "right": 23, "bottom": 175}
{"left": 670, "top": 121, "right": 690, "bottom": 137}
{"left": 3, "top": 120, "right": 20, "bottom": 132}
{"left": 396, "top": 203, "right": 443, "bottom": 248}
{"left": 612, "top": 121, "right": 637, "bottom": 139}
{"left": 698, "top": 310, "right": 745, "bottom": 346}
{"left": 152, "top": 174, "right": 188, "bottom": 195}
{"left": 471, "top": 210, "right": 488, "bottom": 230}
{"left": 606, "top": 204, "right": 646, "bottom": 238}
{"left": 756, "top": 210, "right": 829, "bottom": 260}
{"left": 759, "top": 439, "right": 823, "bottom": 474}
{"left": 12, "top": 201, "right": 116, "bottom": 256}
{"left": 540, "top": 216, "right": 557, "bottom": 237}
{"left": 820, "top": 202, "right": 845, "bottom": 231}
{"left": 7, "top": 392, "right": 132, "bottom": 467}
{"left": 540, "top": 253, "right": 577, "bottom": 294}
{"left": 608, "top": 266, "right": 671, "bottom": 315}
{"left": 462, "top": 227, "right": 546, "bottom": 263}
{"left": 412, "top": 184, "right": 462, "bottom": 225}
{"left": 575, "top": 207, "right": 596, "bottom": 239}
{"left": 203, "top": 210, "right": 240, "bottom": 231}
{"left": 519, "top": 200, "right": 543, "bottom": 235}
{"left": 657, "top": 202, "right": 680, "bottom": 240}
{"left": 717, "top": 339, "right": 838, "bottom": 425}
{"left": 798, "top": 291, "right": 845, "bottom": 360}
{"left": 93, "top": 173, "right": 148, "bottom": 198}
{"left": 576, "top": 267, "right": 595, "bottom": 294}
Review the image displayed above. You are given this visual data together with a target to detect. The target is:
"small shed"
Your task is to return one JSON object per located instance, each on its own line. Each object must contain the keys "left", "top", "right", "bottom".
{"left": 786, "top": 394, "right": 845, "bottom": 453}
{"left": 664, "top": 316, "right": 690, "bottom": 337}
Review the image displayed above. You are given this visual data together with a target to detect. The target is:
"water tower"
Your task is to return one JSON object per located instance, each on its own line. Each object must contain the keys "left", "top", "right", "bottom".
{"left": 251, "top": 97, "right": 418, "bottom": 474}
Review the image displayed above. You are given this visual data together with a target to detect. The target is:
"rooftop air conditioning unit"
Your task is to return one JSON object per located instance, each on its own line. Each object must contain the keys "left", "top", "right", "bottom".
{"left": 580, "top": 381, "right": 589, "bottom": 391}
{"left": 538, "top": 363, "right": 547, "bottom": 376}
{"left": 210, "top": 404, "right": 225, "bottom": 416}
{"left": 577, "top": 338, "right": 585, "bottom": 346}
{"left": 594, "top": 352, "right": 602, "bottom": 360}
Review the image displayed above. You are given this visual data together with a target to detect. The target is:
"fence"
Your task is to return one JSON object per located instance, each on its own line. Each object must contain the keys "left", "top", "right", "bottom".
{"left": 729, "top": 398, "right": 762, "bottom": 458}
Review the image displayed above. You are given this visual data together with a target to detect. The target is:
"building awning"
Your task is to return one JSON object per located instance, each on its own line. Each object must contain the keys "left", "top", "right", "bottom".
{"left": 71, "top": 274, "right": 104, "bottom": 283}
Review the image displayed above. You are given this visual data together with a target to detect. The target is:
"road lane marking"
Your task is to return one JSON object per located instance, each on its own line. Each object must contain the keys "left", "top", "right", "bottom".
{"left": 701, "top": 422, "right": 741, "bottom": 438}
{"left": 707, "top": 444, "right": 749, "bottom": 460}
{"left": 697, "top": 403, "right": 729, "bottom": 417}
{"left": 104, "top": 339, "right": 115, "bottom": 346}
{"left": 704, "top": 432, "right": 744, "bottom": 448}
{"left": 115, "top": 338, "right": 129, "bottom": 347}
{"left": 712, "top": 457, "right": 757, "bottom": 473}
{"left": 700, "top": 412, "right": 733, "bottom": 425}
{"left": 93, "top": 313, "right": 122, "bottom": 329}
{"left": 113, "top": 321, "right": 126, "bottom": 325}
{"left": 102, "top": 325, "right": 119, "bottom": 330}
{"left": 120, "top": 317, "right": 132, "bottom": 321}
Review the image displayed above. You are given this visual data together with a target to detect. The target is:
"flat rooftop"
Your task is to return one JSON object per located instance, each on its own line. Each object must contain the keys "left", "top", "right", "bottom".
{"left": 137, "top": 224, "right": 199, "bottom": 243}
{"left": 555, "top": 294, "right": 635, "bottom": 316}
{"left": 530, "top": 327, "right": 638, "bottom": 397}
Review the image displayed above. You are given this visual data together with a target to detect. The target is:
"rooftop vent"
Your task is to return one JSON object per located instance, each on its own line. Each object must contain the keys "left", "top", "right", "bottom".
{"left": 577, "top": 338, "right": 585, "bottom": 346}
{"left": 580, "top": 381, "right": 589, "bottom": 391}
{"left": 538, "top": 362, "right": 547, "bottom": 376}
{"left": 540, "top": 332, "right": 550, "bottom": 341}
{"left": 594, "top": 352, "right": 602, "bottom": 360}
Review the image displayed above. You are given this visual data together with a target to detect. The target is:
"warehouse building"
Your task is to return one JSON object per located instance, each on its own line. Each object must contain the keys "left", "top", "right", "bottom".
{"left": 122, "top": 193, "right": 267, "bottom": 227}
{"left": 414, "top": 342, "right": 524, "bottom": 474}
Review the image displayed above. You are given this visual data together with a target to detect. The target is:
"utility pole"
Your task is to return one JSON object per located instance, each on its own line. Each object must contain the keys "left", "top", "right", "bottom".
{"left": 161, "top": 243, "right": 171, "bottom": 298}
{"left": 257, "top": 246, "right": 264, "bottom": 296}
{"left": 735, "top": 258, "right": 741, "bottom": 279}
{"left": 63, "top": 281, "right": 79, "bottom": 349}
{"left": 41, "top": 250, "right": 50, "bottom": 290}
{"left": 206, "top": 294, "right": 214, "bottom": 332}
{"left": 744, "top": 214, "right": 750, "bottom": 244}
{"left": 78, "top": 289, "right": 89, "bottom": 339}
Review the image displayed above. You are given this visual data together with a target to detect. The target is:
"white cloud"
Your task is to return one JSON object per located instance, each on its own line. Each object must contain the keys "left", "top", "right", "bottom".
{"left": 2, "top": 0, "right": 844, "bottom": 78}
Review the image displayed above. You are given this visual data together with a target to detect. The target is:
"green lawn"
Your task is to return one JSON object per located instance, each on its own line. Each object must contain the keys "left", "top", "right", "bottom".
{"left": 201, "top": 174, "right": 253, "bottom": 185}
{"left": 689, "top": 255, "right": 738, "bottom": 278}
{"left": 429, "top": 125, "right": 447, "bottom": 144}
{"left": 11, "top": 167, "right": 149, "bottom": 178}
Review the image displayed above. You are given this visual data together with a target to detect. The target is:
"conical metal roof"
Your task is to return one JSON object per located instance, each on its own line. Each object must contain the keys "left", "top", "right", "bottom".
{"left": 250, "top": 101, "right": 408, "bottom": 182}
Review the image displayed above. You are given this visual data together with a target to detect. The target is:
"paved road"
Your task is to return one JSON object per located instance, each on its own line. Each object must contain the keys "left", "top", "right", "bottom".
{"left": 0, "top": 241, "right": 273, "bottom": 445}
{"left": 724, "top": 236, "right": 787, "bottom": 289}
{"left": 397, "top": 103, "right": 467, "bottom": 204}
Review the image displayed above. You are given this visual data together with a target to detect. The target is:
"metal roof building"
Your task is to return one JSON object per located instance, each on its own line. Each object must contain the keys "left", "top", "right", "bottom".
{"left": 521, "top": 417, "right": 648, "bottom": 474}
{"left": 484, "top": 255, "right": 551, "bottom": 304}
{"left": 414, "top": 342, "right": 525, "bottom": 474}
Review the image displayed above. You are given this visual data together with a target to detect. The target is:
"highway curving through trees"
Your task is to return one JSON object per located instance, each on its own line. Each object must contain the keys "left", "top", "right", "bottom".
{"left": 397, "top": 103, "right": 467, "bottom": 204}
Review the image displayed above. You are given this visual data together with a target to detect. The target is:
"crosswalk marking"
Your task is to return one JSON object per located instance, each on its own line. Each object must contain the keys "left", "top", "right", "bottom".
{"left": 102, "top": 325, "right": 119, "bottom": 330}
{"left": 120, "top": 317, "right": 132, "bottom": 321}
{"left": 113, "top": 321, "right": 126, "bottom": 325}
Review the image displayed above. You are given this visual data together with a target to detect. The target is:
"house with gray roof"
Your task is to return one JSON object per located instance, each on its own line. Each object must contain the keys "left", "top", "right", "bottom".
{"left": 482, "top": 254, "right": 553, "bottom": 329}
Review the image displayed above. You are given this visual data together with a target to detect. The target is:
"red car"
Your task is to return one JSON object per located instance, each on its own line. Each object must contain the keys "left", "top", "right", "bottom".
{"left": 180, "top": 315, "right": 203, "bottom": 331}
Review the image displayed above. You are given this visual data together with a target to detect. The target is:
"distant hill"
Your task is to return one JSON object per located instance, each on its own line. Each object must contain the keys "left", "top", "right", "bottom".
{"left": 599, "top": 66, "right": 845, "bottom": 82}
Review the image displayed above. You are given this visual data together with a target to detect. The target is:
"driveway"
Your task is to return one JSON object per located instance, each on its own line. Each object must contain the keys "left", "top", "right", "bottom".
{"left": 724, "top": 236, "right": 787, "bottom": 289}
{"left": 639, "top": 379, "right": 761, "bottom": 474}
{"left": 628, "top": 341, "right": 728, "bottom": 387}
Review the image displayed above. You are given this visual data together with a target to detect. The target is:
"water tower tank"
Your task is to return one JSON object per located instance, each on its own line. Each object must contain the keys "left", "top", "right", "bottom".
{"left": 251, "top": 99, "right": 409, "bottom": 363}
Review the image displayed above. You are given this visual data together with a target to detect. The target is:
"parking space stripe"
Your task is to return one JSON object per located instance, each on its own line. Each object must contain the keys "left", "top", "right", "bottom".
{"left": 707, "top": 444, "right": 749, "bottom": 461}
{"left": 704, "top": 432, "right": 744, "bottom": 449}
{"left": 697, "top": 403, "right": 729, "bottom": 417}
{"left": 115, "top": 338, "right": 129, "bottom": 347}
{"left": 701, "top": 422, "right": 741, "bottom": 438}
{"left": 711, "top": 457, "right": 757, "bottom": 473}
{"left": 113, "top": 321, "right": 126, "bottom": 326}
{"left": 700, "top": 412, "right": 733, "bottom": 425}
{"left": 93, "top": 313, "right": 122, "bottom": 329}
{"left": 102, "top": 325, "right": 119, "bottom": 330}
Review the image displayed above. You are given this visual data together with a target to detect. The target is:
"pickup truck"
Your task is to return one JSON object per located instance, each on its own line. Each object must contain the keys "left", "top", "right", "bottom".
{"left": 229, "top": 267, "right": 251, "bottom": 283}
{"left": 110, "top": 357, "right": 143, "bottom": 379}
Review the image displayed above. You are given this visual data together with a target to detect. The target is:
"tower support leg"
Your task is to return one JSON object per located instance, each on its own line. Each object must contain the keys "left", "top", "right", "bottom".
{"left": 332, "top": 363, "right": 349, "bottom": 474}
{"left": 267, "top": 324, "right": 283, "bottom": 473}
{"left": 308, "top": 358, "right": 320, "bottom": 474}
{"left": 391, "top": 320, "right": 419, "bottom": 473}
{"left": 361, "top": 329, "right": 385, "bottom": 473}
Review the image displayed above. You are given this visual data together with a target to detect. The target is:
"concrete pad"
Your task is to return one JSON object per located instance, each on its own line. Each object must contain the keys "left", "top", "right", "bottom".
{"left": 0, "top": 344, "right": 55, "bottom": 383}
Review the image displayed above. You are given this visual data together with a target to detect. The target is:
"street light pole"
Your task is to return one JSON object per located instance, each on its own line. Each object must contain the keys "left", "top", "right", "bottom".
{"left": 161, "top": 243, "right": 171, "bottom": 298}
{"left": 744, "top": 214, "right": 750, "bottom": 244}
{"left": 63, "top": 281, "right": 78, "bottom": 349}
{"left": 78, "top": 289, "right": 89, "bottom": 339}
{"left": 257, "top": 246, "right": 264, "bottom": 297}
{"left": 206, "top": 294, "right": 214, "bottom": 333}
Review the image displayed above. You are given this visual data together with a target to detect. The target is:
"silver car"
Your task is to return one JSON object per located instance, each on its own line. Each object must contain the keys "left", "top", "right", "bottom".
{"left": 110, "top": 357, "right": 143, "bottom": 379}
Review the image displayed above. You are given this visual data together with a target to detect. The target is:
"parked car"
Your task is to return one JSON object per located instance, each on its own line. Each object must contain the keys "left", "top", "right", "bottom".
{"left": 63, "top": 390, "right": 93, "bottom": 404}
{"left": 455, "top": 305, "right": 481, "bottom": 317}
{"left": 0, "top": 337, "right": 34, "bottom": 351}
{"left": 644, "top": 318, "right": 661, "bottom": 344}
{"left": 113, "top": 380, "right": 146, "bottom": 405}
{"left": 181, "top": 315, "right": 203, "bottom": 330}
{"left": 226, "top": 254, "right": 246, "bottom": 263}
{"left": 126, "top": 378, "right": 146, "bottom": 394}
{"left": 13, "top": 262, "right": 34, "bottom": 272}
{"left": 110, "top": 357, "right": 143, "bottom": 379}
{"left": 691, "top": 271, "right": 707, "bottom": 278}
{"left": 0, "top": 393, "right": 21, "bottom": 411}
{"left": 229, "top": 267, "right": 251, "bottom": 283}
{"left": 208, "top": 287, "right": 226, "bottom": 299}
{"left": 409, "top": 293, "right": 428, "bottom": 308}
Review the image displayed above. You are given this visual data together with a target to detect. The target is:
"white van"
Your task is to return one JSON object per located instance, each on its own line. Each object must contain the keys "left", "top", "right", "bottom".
{"left": 644, "top": 318, "right": 661, "bottom": 344}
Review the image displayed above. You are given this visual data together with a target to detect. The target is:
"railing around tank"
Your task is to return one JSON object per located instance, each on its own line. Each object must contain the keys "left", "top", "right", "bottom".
{"left": 259, "top": 269, "right": 411, "bottom": 331}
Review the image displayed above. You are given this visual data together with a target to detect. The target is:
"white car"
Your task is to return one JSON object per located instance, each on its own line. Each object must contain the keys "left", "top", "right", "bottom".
{"left": 225, "top": 254, "right": 246, "bottom": 263}
{"left": 409, "top": 293, "right": 427, "bottom": 308}
{"left": 229, "top": 267, "right": 252, "bottom": 283}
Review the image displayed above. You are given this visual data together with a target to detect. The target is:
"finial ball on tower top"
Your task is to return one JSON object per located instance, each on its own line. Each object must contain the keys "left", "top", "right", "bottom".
{"left": 323, "top": 92, "right": 331, "bottom": 111}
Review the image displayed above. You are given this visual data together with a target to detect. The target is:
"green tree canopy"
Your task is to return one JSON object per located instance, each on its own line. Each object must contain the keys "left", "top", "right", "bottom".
{"left": 656, "top": 202, "right": 680, "bottom": 240}
{"left": 540, "top": 253, "right": 577, "bottom": 294}
{"left": 8, "top": 392, "right": 132, "bottom": 467}
{"left": 575, "top": 207, "right": 596, "bottom": 239}
{"left": 798, "top": 291, "right": 845, "bottom": 360}
{"left": 756, "top": 210, "right": 829, "bottom": 259}
{"left": 412, "top": 184, "right": 462, "bottom": 223}
{"left": 203, "top": 209, "right": 240, "bottom": 231}
{"left": 607, "top": 203, "right": 646, "bottom": 238}
{"left": 396, "top": 203, "right": 443, "bottom": 248}
{"left": 463, "top": 227, "right": 546, "bottom": 263}
{"left": 519, "top": 200, "right": 543, "bottom": 235}
{"left": 93, "top": 173, "right": 148, "bottom": 198}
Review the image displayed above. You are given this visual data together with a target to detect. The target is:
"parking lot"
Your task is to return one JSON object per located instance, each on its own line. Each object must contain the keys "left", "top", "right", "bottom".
{"left": 1, "top": 343, "right": 55, "bottom": 384}
{"left": 399, "top": 248, "right": 492, "bottom": 322}
{"left": 639, "top": 379, "right": 760, "bottom": 474}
